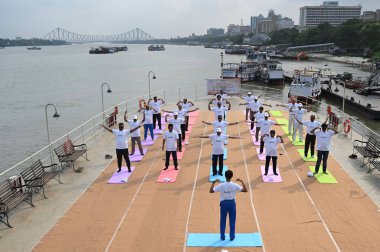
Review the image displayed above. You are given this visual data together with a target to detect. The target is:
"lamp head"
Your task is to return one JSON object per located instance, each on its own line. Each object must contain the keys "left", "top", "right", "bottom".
{"left": 107, "top": 88, "right": 112, "bottom": 93}
{"left": 53, "top": 112, "right": 60, "bottom": 118}
{"left": 152, "top": 75, "right": 157, "bottom": 80}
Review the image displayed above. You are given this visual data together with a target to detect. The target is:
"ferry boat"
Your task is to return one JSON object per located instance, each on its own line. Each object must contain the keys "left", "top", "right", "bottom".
{"left": 289, "top": 69, "right": 321, "bottom": 103}
{"left": 27, "top": 47, "right": 41, "bottom": 50}
{"left": 319, "top": 65, "right": 335, "bottom": 84}
{"left": 89, "top": 46, "right": 128, "bottom": 54}
{"left": 148, "top": 45, "right": 165, "bottom": 51}
{"left": 259, "top": 60, "right": 284, "bottom": 84}
{"left": 246, "top": 48, "right": 270, "bottom": 62}
{"left": 221, "top": 62, "right": 259, "bottom": 82}
{"left": 224, "top": 45, "right": 250, "bottom": 55}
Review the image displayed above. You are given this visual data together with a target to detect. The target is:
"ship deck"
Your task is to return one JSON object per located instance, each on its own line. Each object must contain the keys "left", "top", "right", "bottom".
{"left": 1, "top": 98, "right": 380, "bottom": 252}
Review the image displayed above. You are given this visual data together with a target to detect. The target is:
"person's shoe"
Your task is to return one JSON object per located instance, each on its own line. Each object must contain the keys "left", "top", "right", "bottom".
{"left": 323, "top": 171, "right": 329, "bottom": 175}
{"left": 175, "top": 167, "right": 178, "bottom": 170}
{"left": 178, "top": 149, "right": 182, "bottom": 152}
{"left": 264, "top": 173, "right": 268, "bottom": 176}
{"left": 313, "top": 171, "right": 318, "bottom": 175}
{"left": 212, "top": 173, "right": 217, "bottom": 176}
{"left": 185, "top": 141, "right": 189, "bottom": 145}
{"left": 140, "top": 152, "right": 144, "bottom": 155}
{"left": 259, "top": 152, "right": 263, "bottom": 155}
{"left": 218, "top": 172, "right": 223, "bottom": 176}
{"left": 230, "top": 237, "right": 235, "bottom": 241}
{"left": 274, "top": 173, "right": 278, "bottom": 176}
{"left": 130, "top": 153, "right": 134, "bottom": 156}
{"left": 159, "top": 128, "right": 162, "bottom": 130}
{"left": 143, "top": 138, "right": 147, "bottom": 141}
{"left": 163, "top": 167, "right": 168, "bottom": 170}
{"left": 128, "top": 168, "right": 132, "bottom": 173}
{"left": 185, "top": 129, "right": 189, "bottom": 131}
{"left": 304, "top": 155, "right": 307, "bottom": 159}
{"left": 220, "top": 236, "right": 225, "bottom": 241}
{"left": 117, "top": 169, "right": 121, "bottom": 173}
{"left": 311, "top": 155, "right": 315, "bottom": 158}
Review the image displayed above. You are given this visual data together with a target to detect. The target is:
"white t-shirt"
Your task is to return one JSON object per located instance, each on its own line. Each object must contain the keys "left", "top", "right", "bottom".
{"left": 212, "top": 121, "right": 229, "bottom": 133}
{"left": 163, "top": 130, "right": 179, "bottom": 151}
{"left": 209, "top": 134, "right": 229, "bottom": 155}
{"left": 211, "top": 107, "right": 228, "bottom": 120}
{"left": 168, "top": 118, "right": 184, "bottom": 134}
{"left": 263, "top": 136, "right": 281, "bottom": 156}
{"left": 181, "top": 103, "right": 193, "bottom": 111}
{"left": 213, "top": 99, "right": 227, "bottom": 107}
{"left": 243, "top": 96, "right": 254, "bottom": 105}
{"left": 143, "top": 109, "right": 154, "bottom": 124}
{"left": 249, "top": 101, "right": 262, "bottom": 112}
{"left": 255, "top": 112, "right": 265, "bottom": 127}
{"left": 149, "top": 100, "right": 163, "bottom": 114}
{"left": 260, "top": 120, "right": 275, "bottom": 135}
{"left": 315, "top": 129, "right": 335, "bottom": 151}
{"left": 294, "top": 108, "right": 307, "bottom": 121}
{"left": 127, "top": 120, "right": 141, "bottom": 137}
{"left": 213, "top": 182, "right": 243, "bottom": 201}
{"left": 303, "top": 121, "right": 322, "bottom": 135}
{"left": 175, "top": 109, "right": 188, "bottom": 120}
{"left": 112, "top": 129, "right": 130, "bottom": 149}
{"left": 287, "top": 103, "right": 299, "bottom": 115}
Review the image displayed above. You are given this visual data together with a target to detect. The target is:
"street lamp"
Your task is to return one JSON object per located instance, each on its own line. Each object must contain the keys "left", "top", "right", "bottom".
{"left": 147, "top": 71, "right": 157, "bottom": 99}
{"left": 101, "top": 82, "right": 112, "bottom": 124}
{"left": 45, "top": 103, "right": 60, "bottom": 164}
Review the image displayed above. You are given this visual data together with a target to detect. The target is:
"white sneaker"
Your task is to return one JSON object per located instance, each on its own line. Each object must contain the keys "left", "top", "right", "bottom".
{"left": 304, "top": 155, "right": 307, "bottom": 159}
{"left": 311, "top": 155, "right": 315, "bottom": 158}
{"left": 185, "top": 141, "right": 189, "bottom": 145}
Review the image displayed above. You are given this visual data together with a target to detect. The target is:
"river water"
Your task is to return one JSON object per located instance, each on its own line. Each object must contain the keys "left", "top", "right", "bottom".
{"left": 0, "top": 44, "right": 378, "bottom": 172}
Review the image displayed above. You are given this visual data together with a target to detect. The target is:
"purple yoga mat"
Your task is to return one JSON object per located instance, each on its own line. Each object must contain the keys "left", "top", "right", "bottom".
{"left": 130, "top": 149, "right": 148, "bottom": 162}
{"left": 153, "top": 128, "right": 164, "bottom": 135}
{"left": 107, "top": 166, "right": 135, "bottom": 184}
{"left": 260, "top": 166, "right": 282, "bottom": 183}
{"left": 142, "top": 136, "right": 158, "bottom": 146}
{"left": 256, "top": 148, "right": 266, "bottom": 161}
{"left": 252, "top": 136, "right": 260, "bottom": 146}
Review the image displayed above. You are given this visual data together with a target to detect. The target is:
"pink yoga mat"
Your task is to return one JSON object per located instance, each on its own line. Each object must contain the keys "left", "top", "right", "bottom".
{"left": 252, "top": 136, "right": 260, "bottom": 146}
{"left": 260, "top": 166, "right": 282, "bottom": 183}
{"left": 189, "top": 110, "right": 200, "bottom": 117}
{"left": 156, "top": 166, "right": 179, "bottom": 183}
{"left": 130, "top": 149, "right": 148, "bottom": 162}
{"left": 107, "top": 166, "right": 135, "bottom": 184}
{"left": 142, "top": 136, "right": 159, "bottom": 146}
{"left": 189, "top": 117, "right": 197, "bottom": 125}
{"left": 256, "top": 148, "right": 266, "bottom": 161}
{"left": 170, "top": 149, "right": 185, "bottom": 160}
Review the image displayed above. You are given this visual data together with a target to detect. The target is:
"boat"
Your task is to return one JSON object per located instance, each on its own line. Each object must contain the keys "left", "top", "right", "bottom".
{"left": 89, "top": 46, "right": 128, "bottom": 54}
{"left": 221, "top": 62, "right": 260, "bottom": 82}
{"left": 289, "top": 69, "right": 321, "bottom": 103}
{"left": 27, "top": 47, "right": 41, "bottom": 50}
{"left": 344, "top": 77, "right": 366, "bottom": 89}
{"left": 259, "top": 60, "right": 284, "bottom": 84}
{"left": 148, "top": 45, "right": 165, "bottom": 51}
{"left": 246, "top": 48, "right": 270, "bottom": 63}
{"left": 319, "top": 65, "right": 335, "bottom": 84}
{"left": 224, "top": 45, "right": 250, "bottom": 55}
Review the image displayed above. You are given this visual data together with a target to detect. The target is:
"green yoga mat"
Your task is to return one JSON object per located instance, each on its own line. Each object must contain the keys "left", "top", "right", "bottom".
{"left": 287, "top": 135, "right": 305, "bottom": 146}
{"left": 276, "top": 118, "right": 288, "bottom": 125}
{"left": 281, "top": 125, "right": 290, "bottom": 134}
{"left": 297, "top": 149, "right": 317, "bottom": 162}
{"left": 308, "top": 166, "right": 337, "bottom": 183}
{"left": 270, "top": 110, "right": 283, "bottom": 117}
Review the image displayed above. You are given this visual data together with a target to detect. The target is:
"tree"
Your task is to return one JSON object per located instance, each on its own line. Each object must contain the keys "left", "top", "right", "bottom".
{"left": 360, "top": 22, "right": 380, "bottom": 51}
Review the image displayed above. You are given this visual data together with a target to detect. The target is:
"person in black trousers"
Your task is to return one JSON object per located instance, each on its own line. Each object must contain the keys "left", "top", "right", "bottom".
{"left": 148, "top": 96, "right": 165, "bottom": 130}
{"left": 262, "top": 130, "right": 283, "bottom": 176}
{"left": 162, "top": 124, "right": 179, "bottom": 170}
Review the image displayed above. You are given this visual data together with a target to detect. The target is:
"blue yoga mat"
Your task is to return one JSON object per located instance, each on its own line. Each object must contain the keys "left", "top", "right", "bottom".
{"left": 209, "top": 165, "right": 228, "bottom": 182}
{"left": 210, "top": 148, "right": 228, "bottom": 160}
{"left": 187, "top": 233, "right": 263, "bottom": 247}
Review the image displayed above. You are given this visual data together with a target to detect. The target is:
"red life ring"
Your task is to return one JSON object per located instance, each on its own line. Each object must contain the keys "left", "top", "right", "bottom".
{"left": 343, "top": 119, "right": 351, "bottom": 134}
{"left": 139, "top": 99, "right": 146, "bottom": 109}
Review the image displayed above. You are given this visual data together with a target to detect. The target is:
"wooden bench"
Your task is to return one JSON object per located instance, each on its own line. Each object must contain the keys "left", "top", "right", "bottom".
{"left": 20, "top": 160, "right": 62, "bottom": 199}
{"left": 352, "top": 136, "right": 380, "bottom": 167}
{"left": 0, "top": 179, "right": 34, "bottom": 228}
{"left": 54, "top": 139, "right": 88, "bottom": 170}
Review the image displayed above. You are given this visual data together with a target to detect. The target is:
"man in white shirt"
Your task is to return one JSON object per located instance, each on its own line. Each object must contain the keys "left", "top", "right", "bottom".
{"left": 286, "top": 100, "right": 299, "bottom": 134}
{"left": 239, "top": 96, "right": 271, "bottom": 130}
{"left": 148, "top": 96, "right": 165, "bottom": 130}
{"left": 138, "top": 105, "right": 158, "bottom": 141}
{"left": 262, "top": 130, "right": 284, "bottom": 176}
{"left": 295, "top": 115, "right": 328, "bottom": 158}
{"left": 162, "top": 124, "right": 179, "bottom": 170}
{"left": 197, "top": 128, "right": 241, "bottom": 176}
{"left": 124, "top": 111, "right": 144, "bottom": 156}
{"left": 165, "top": 112, "right": 185, "bottom": 152}
{"left": 292, "top": 103, "right": 310, "bottom": 142}
{"left": 259, "top": 113, "right": 284, "bottom": 154}
{"left": 251, "top": 106, "right": 265, "bottom": 142}
{"left": 201, "top": 115, "right": 238, "bottom": 134}
{"left": 210, "top": 170, "right": 247, "bottom": 241}
{"left": 102, "top": 122, "right": 141, "bottom": 172}
{"left": 310, "top": 124, "right": 339, "bottom": 174}
{"left": 209, "top": 101, "right": 231, "bottom": 121}
{"left": 212, "top": 94, "right": 228, "bottom": 107}
{"left": 177, "top": 98, "right": 194, "bottom": 131}
{"left": 239, "top": 91, "right": 254, "bottom": 120}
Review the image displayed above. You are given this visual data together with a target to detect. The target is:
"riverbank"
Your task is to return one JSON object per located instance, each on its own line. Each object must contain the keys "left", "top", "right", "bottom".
{"left": 309, "top": 53, "right": 374, "bottom": 70}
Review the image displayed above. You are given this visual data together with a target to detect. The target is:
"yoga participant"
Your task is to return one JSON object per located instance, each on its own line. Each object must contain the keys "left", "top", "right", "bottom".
{"left": 209, "top": 100, "right": 231, "bottom": 120}
{"left": 162, "top": 123, "right": 179, "bottom": 170}
{"left": 210, "top": 170, "right": 247, "bottom": 241}
{"left": 165, "top": 112, "right": 185, "bottom": 152}
{"left": 239, "top": 96, "right": 271, "bottom": 130}
{"left": 124, "top": 111, "right": 144, "bottom": 156}
{"left": 138, "top": 105, "right": 158, "bottom": 141}
{"left": 295, "top": 115, "right": 328, "bottom": 158}
{"left": 259, "top": 113, "right": 284, "bottom": 154}
{"left": 102, "top": 122, "right": 141, "bottom": 172}
{"left": 262, "top": 130, "right": 284, "bottom": 176}
{"left": 177, "top": 98, "right": 194, "bottom": 131}
{"left": 310, "top": 124, "right": 339, "bottom": 174}
{"left": 197, "top": 128, "right": 241, "bottom": 176}
{"left": 240, "top": 91, "right": 254, "bottom": 120}
{"left": 251, "top": 106, "right": 266, "bottom": 142}
{"left": 148, "top": 96, "right": 165, "bottom": 130}
{"left": 202, "top": 115, "right": 238, "bottom": 134}
{"left": 277, "top": 99, "right": 299, "bottom": 134}
{"left": 292, "top": 103, "right": 311, "bottom": 142}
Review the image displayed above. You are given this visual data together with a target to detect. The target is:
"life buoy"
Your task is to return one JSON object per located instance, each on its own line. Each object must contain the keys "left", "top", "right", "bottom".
{"left": 343, "top": 119, "right": 351, "bottom": 134}
{"left": 139, "top": 99, "right": 146, "bottom": 109}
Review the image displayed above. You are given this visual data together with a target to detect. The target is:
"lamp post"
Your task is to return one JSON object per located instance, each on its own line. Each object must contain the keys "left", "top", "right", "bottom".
{"left": 45, "top": 103, "right": 60, "bottom": 164}
{"left": 147, "top": 71, "right": 157, "bottom": 99}
{"left": 220, "top": 52, "right": 224, "bottom": 78}
{"left": 101, "top": 82, "right": 112, "bottom": 124}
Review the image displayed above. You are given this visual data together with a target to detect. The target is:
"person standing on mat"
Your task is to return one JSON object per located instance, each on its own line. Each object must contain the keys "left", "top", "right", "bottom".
{"left": 201, "top": 115, "right": 238, "bottom": 144}
{"left": 210, "top": 170, "right": 247, "bottom": 241}
{"left": 124, "top": 111, "right": 144, "bottom": 156}
{"left": 295, "top": 115, "right": 328, "bottom": 158}
{"left": 165, "top": 112, "right": 184, "bottom": 152}
{"left": 259, "top": 113, "right": 284, "bottom": 154}
{"left": 197, "top": 128, "right": 241, "bottom": 176}
{"left": 262, "top": 130, "right": 283, "bottom": 176}
{"left": 177, "top": 98, "right": 194, "bottom": 131}
{"left": 240, "top": 96, "right": 271, "bottom": 130}
{"left": 252, "top": 106, "right": 266, "bottom": 142}
{"left": 292, "top": 103, "right": 311, "bottom": 142}
{"left": 148, "top": 96, "right": 165, "bottom": 130}
{"left": 239, "top": 91, "right": 254, "bottom": 120}
{"left": 209, "top": 101, "right": 230, "bottom": 121}
{"left": 138, "top": 104, "right": 158, "bottom": 141}
{"left": 310, "top": 123, "right": 338, "bottom": 175}
{"left": 102, "top": 122, "right": 142, "bottom": 173}
{"left": 277, "top": 99, "right": 299, "bottom": 134}
{"left": 162, "top": 123, "right": 179, "bottom": 170}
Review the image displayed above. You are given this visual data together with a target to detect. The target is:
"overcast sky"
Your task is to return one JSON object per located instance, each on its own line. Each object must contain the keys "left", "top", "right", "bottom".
{"left": 0, "top": 0, "right": 377, "bottom": 39}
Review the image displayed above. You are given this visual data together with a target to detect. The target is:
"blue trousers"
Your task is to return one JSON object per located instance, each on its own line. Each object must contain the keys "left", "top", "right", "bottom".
{"left": 220, "top": 199, "right": 236, "bottom": 240}
{"left": 143, "top": 124, "right": 154, "bottom": 140}
{"left": 315, "top": 150, "right": 329, "bottom": 173}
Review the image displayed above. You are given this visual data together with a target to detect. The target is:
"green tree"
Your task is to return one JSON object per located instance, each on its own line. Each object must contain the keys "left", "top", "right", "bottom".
{"left": 360, "top": 22, "right": 380, "bottom": 50}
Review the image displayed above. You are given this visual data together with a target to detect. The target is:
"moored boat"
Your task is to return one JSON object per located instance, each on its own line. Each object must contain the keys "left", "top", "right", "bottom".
{"left": 148, "top": 45, "right": 165, "bottom": 51}
{"left": 289, "top": 69, "right": 321, "bottom": 103}
{"left": 27, "top": 47, "right": 41, "bottom": 50}
{"left": 259, "top": 60, "right": 284, "bottom": 84}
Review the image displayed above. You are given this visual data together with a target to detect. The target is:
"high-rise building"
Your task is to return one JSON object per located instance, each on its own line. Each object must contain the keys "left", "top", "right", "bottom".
{"left": 250, "top": 15, "right": 264, "bottom": 34}
{"left": 207, "top": 28, "right": 225, "bottom": 37}
{"left": 299, "top": 1, "right": 362, "bottom": 30}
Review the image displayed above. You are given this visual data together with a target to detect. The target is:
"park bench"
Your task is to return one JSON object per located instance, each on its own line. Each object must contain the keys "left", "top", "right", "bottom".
{"left": 368, "top": 158, "right": 380, "bottom": 173}
{"left": 352, "top": 136, "right": 380, "bottom": 167}
{"left": 54, "top": 139, "right": 88, "bottom": 170}
{"left": 0, "top": 179, "right": 34, "bottom": 228}
{"left": 20, "top": 160, "right": 61, "bottom": 199}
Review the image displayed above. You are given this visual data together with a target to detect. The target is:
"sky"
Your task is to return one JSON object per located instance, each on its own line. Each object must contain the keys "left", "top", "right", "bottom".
{"left": 0, "top": 0, "right": 378, "bottom": 39}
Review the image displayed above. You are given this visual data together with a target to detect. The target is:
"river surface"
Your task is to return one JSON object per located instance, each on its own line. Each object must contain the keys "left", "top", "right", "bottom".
{"left": 0, "top": 44, "right": 378, "bottom": 172}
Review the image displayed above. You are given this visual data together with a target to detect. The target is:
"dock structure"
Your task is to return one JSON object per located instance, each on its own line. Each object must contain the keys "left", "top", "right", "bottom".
{"left": 283, "top": 43, "right": 336, "bottom": 57}
{"left": 1, "top": 97, "right": 380, "bottom": 252}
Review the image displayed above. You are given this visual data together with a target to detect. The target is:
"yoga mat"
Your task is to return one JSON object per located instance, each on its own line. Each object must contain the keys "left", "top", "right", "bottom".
{"left": 209, "top": 165, "right": 228, "bottom": 182}
{"left": 276, "top": 118, "right": 288, "bottom": 125}
{"left": 142, "top": 135, "right": 159, "bottom": 146}
{"left": 130, "top": 149, "right": 148, "bottom": 162}
{"left": 156, "top": 166, "right": 179, "bottom": 183}
{"left": 281, "top": 125, "right": 290, "bottom": 134}
{"left": 260, "top": 166, "right": 282, "bottom": 183}
{"left": 189, "top": 110, "right": 200, "bottom": 117}
{"left": 186, "top": 233, "right": 263, "bottom": 247}
{"left": 153, "top": 128, "right": 164, "bottom": 135}
{"left": 188, "top": 117, "right": 198, "bottom": 125}
{"left": 287, "top": 135, "right": 305, "bottom": 146}
{"left": 270, "top": 110, "right": 283, "bottom": 117}
{"left": 308, "top": 166, "right": 337, "bottom": 184}
{"left": 170, "top": 149, "right": 185, "bottom": 160}
{"left": 210, "top": 148, "right": 228, "bottom": 160}
{"left": 107, "top": 166, "right": 135, "bottom": 184}
{"left": 256, "top": 148, "right": 266, "bottom": 161}
{"left": 297, "top": 149, "right": 317, "bottom": 162}
{"left": 251, "top": 136, "right": 260, "bottom": 146}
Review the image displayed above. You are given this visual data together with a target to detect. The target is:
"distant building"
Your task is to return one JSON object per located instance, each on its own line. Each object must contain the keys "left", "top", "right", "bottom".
{"left": 240, "top": 25, "right": 252, "bottom": 34}
{"left": 362, "top": 9, "right": 380, "bottom": 22}
{"left": 299, "top": 1, "right": 362, "bottom": 30}
{"left": 250, "top": 15, "right": 264, "bottom": 33}
{"left": 251, "top": 10, "right": 294, "bottom": 34}
{"left": 227, "top": 24, "right": 251, "bottom": 36}
{"left": 15, "top": 37, "right": 22, "bottom": 40}
{"left": 207, "top": 28, "right": 225, "bottom": 36}
{"left": 276, "top": 17, "right": 295, "bottom": 30}
{"left": 256, "top": 20, "right": 276, "bottom": 34}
